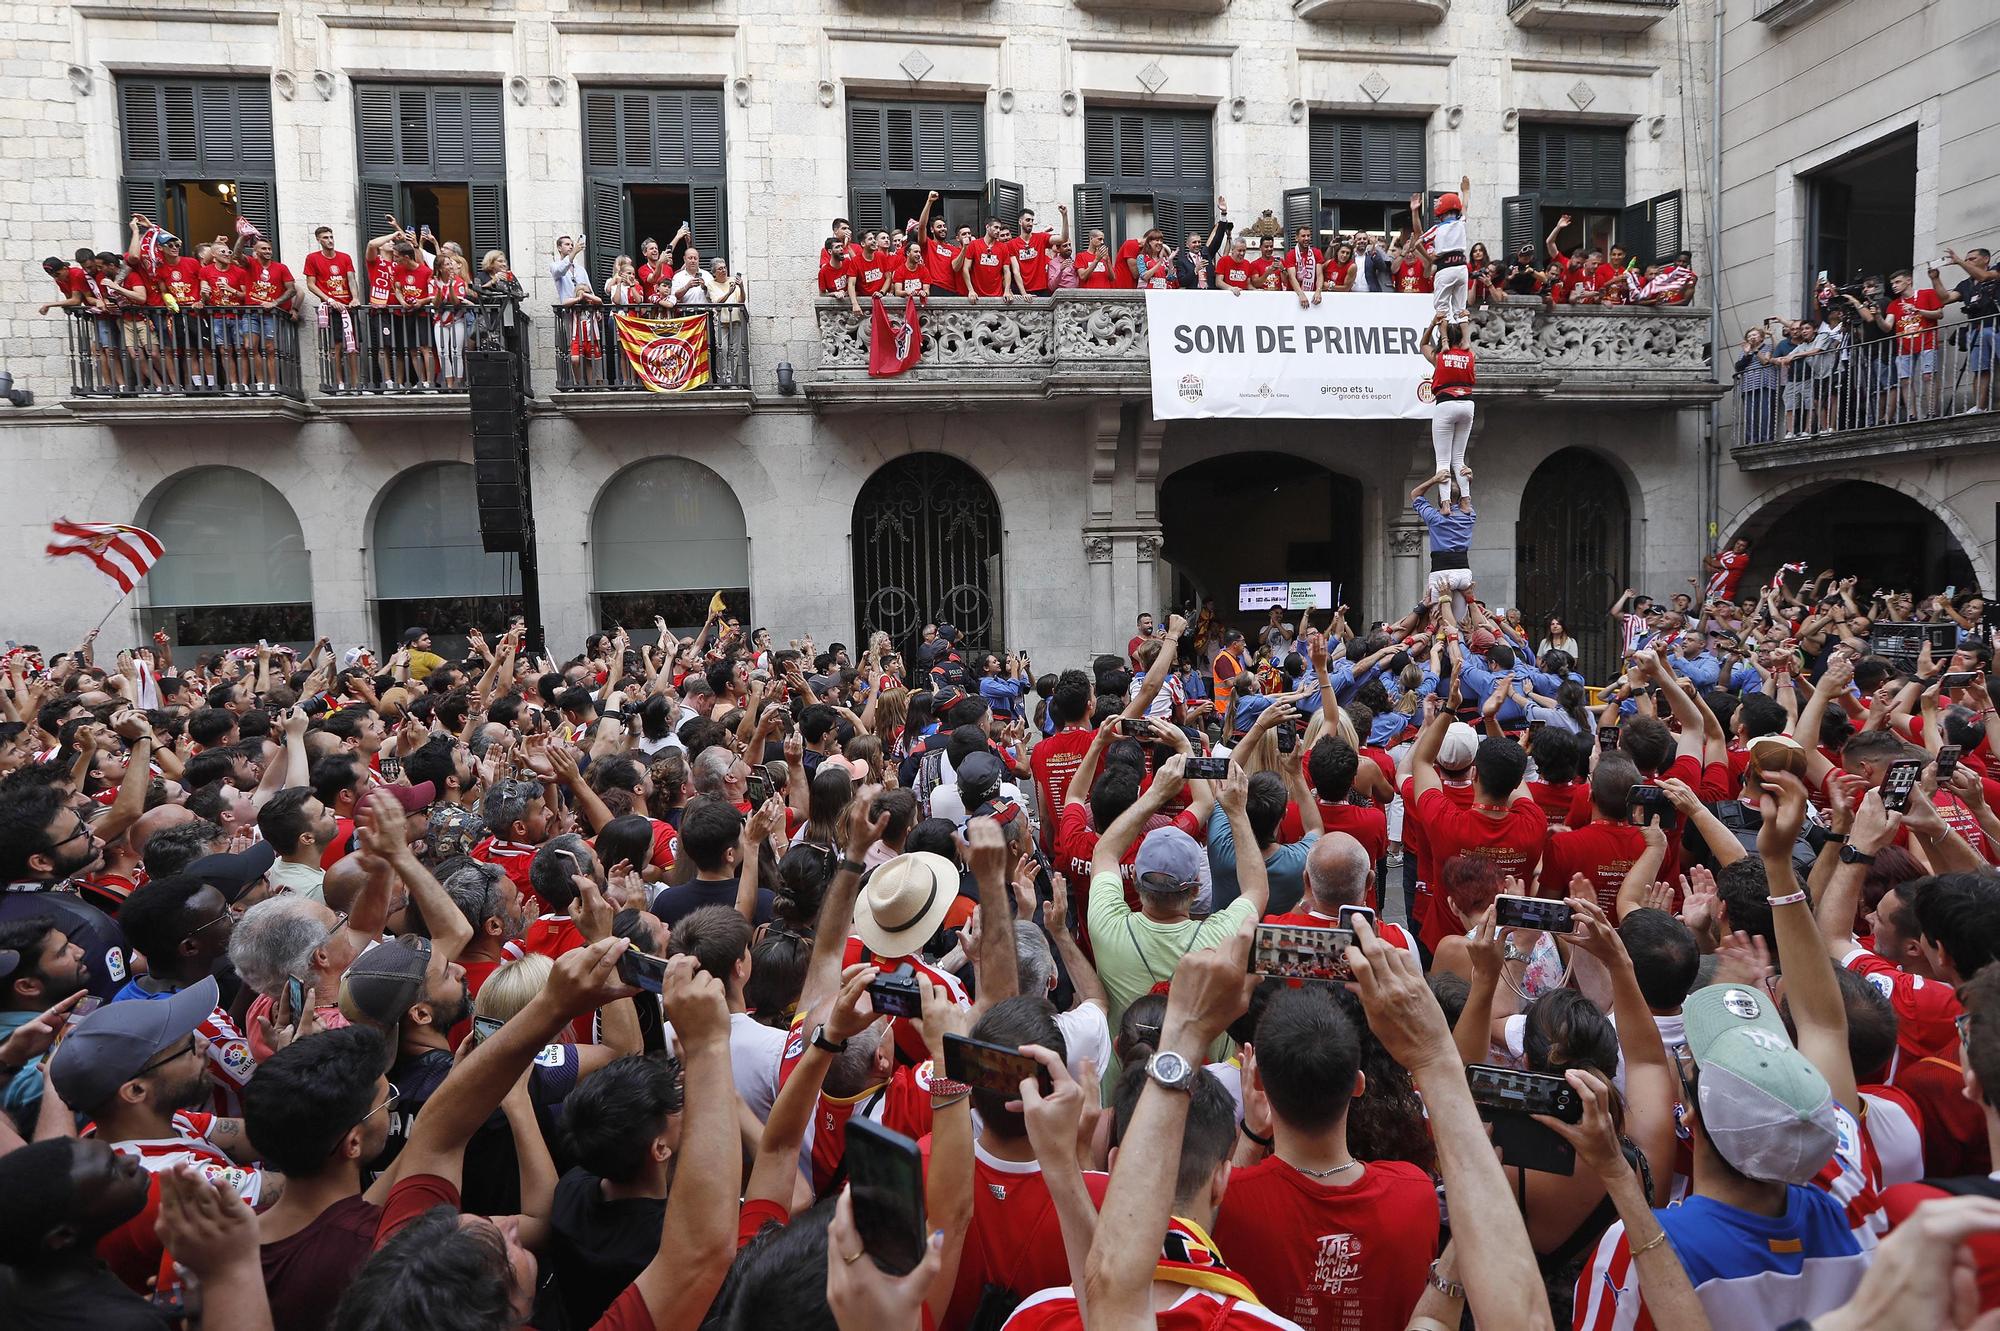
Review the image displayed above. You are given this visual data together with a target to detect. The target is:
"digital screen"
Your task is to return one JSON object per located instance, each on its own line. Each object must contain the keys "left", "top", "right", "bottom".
{"left": 1237, "top": 580, "right": 1333, "bottom": 612}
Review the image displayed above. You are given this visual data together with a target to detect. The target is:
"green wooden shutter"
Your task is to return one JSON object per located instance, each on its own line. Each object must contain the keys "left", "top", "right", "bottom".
{"left": 849, "top": 103, "right": 884, "bottom": 176}
{"left": 656, "top": 91, "right": 690, "bottom": 174}
{"left": 360, "top": 179, "right": 402, "bottom": 245}
{"left": 1073, "top": 183, "right": 1109, "bottom": 245}
{"left": 883, "top": 104, "right": 917, "bottom": 175}
{"left": 849, "top": 188, "right": 891, "bottom": 238}
{"left": 120, "top": 177, "right": 165, "bottom": 232}
{"left": 396, "top": 87, "right": 432, "bottom": 170}
{"left": 1174, "top": 194, "right": 1214, "bottom": 241}
{"left": 584, "top": 89, "right": 620, "bottom": 171}
{"left": 689, "top": 184, "right": 725, "bottom": 261}
{"left": 1502, "top": 193, "right": 1542, "bottom": 262}
{"left": 586, "top": 178, "right": 624, "bottom": 289}
{"left": 468, "top": 181, "right": 507, "bottom": 261}
{"left": 432, "top": 87, "right": 470, "bottom": 177}
{"left": 947, "top": 104, "right": 982, "bottom": 178}
{"left": 1152, "top": 195, "right": 1183, "bottom": 249}
{"left": 467, "top": 85, "right": 506, "bottom": 178}
{"left": 234, "top": 179, "right": 278, "bottom": 248}
{"left": 1283, "top": 186, "right": 1320, "bottom": 243}
{"left": 1085, "top": 108, "right": 1115, "bottom": 179}
{"left": 986, "top": 178, "right": 1024, "bottom": 229}
{"left": 1591, "top": 129, "right": 1627, "bottom": 206}
{"left": 687, "top": 91, "right": 725, "bottom": 174}
{"left": 357, "top": 86, "right": 399, "bottom": 174}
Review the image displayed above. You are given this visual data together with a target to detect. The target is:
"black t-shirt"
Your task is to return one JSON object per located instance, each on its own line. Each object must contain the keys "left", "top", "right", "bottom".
{"left": 1501, "top": 259, "right": 1542, "bottom": 295}
{"left": 0, "top": 885, "right": 129, "bottom": 1001}
{"left": 650, "top": 877, "right": 773, "bottom": 927}
{"left": 383, "top": 1043, "right": 583, "bottom": 1216}
{"left": 1957, "top": 275, "right": 2000, "bottom": 320}
{"left": 546, "top": 1168, "right": 665, "bottom": 1328}
{"left": 0, "top": 1264, "right": 172, "bottom": 1331}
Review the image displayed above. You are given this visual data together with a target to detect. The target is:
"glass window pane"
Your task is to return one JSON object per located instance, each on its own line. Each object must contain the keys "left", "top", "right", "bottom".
{"left": 144, "top": 466, "right": 311, "bottom": 608}
{"left": 373, "top": 462, "right": 519, "bottom": 600}
{"left": 592, "top": 458, "right": 749, "bottom": 594}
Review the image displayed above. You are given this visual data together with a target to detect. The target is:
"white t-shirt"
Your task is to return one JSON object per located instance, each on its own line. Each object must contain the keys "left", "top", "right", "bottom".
{"left": 671, "top": 269, "right": 710, "bottom": 305}
{"left": 930, "top": 778, "right": 1025, "bottom": 824}
{"left": 730, "top": 1011, "right": 789, "bottom": 1121}
{"left": 1052, "top": 999, "right": 1112, "bottom": 1088}
{"left": 1428, "top": 215, "right": 1468, "bottom": 256}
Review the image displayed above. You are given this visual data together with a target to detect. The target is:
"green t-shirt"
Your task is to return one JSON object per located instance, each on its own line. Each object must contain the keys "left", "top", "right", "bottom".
{"left": 1085, "top": 869, "right": 1256, "bottom": 1031}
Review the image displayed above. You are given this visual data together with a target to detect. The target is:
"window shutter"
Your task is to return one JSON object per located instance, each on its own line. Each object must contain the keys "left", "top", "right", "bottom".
{"left": 586, "top": 178, "right": 624, "bottom": 289}
{"left": 234, "top": 178, "right": 278, "bottom": 251}
{"left": 947, "top": 104, "right": 982, "bottom": 178}
{"left": 233, "top": 83, "right": 276, "bottom": 173}
{"left": 1311, "top": 115, "right": 1424, "bottom": 199}
{"left": 1648, "top": 190, "right": 1683, "bottom": 266}
{"left": 656, "top": 91, "right": 690, "bottom": 175}
{"left": 986, "top": 178, "right": 1024, "bottom": 230}
{"left": 1338, "top": 122, "right": 1367, "bottom": 191}
{"left": 468, "top": 181, "right": 506, "bottom": 259}
{"left": 1309, "top": 116, "right": 1337, "bottom": 186}
{"left": 194, "top": 83, "right": 234, "bottom": 171}
{"left": 121, "top": 82, "right": 163, "bottom": 166}
{"left": 1592, "top": 130, "right": 1626, "bottom": 204}
{"left": 1085, "top": 108, "right": 1115, "bottom": 179}
{"left": 915, "top": 105, "right": 949, "bottom": 176}
{"left": 1502, "top": 193, "right": 1542, "bottom": 263}
{"left": 357, "top": 86, "right": 399, "bottom": 171}
{"left": 161, "top": 84, "right": 199, "bottom": 169}
{"left": 1073, "top": 183, "right": 1109, "bottom": 244}
{"left": 1390, "top": 120, "right": 1426, "bottom": 196}
{"left": 1617, "top": 200, "right": 1650, "bottom": 267}
{"left": 396, "top": 88, "right": 431, "bottom": 169}
{"left": 120, "top": 177, "right": 165, "bottom": 231}
{"left": 585, "top": 90, "right": 620, "bottom": 171}
{"left": 360, "top": 179, "right": 402, "bottom": 245}
{"left": 849, "top": 188, "right": 891, "bottom": 238}
{"left": 1118, "top": 113, "right": 1147, "bottom": 178}
{"left": 1283, "top": 186, "right": 1319, "bottom": 242}
{"left": 1177, "top": 114, "right": 1212, "bottom": 183}
{"left": 1175, "top": 193, "right": 1214, "bottom": 241}
{"left": 687, "top": 91, "right": 724, "bottom": 174}
{"left": 467, "top": 86, "right": 505, "bottom": 177}
{"left": 433, "top": 88, "right": 470, "bottom": 177}
{"left": 1144, "top": 118, "right": 1177, "bottom": 180}
{"left": 690, "top": 183, "right": 725, "bottom": 260}
{"left": 885, "top": 105, "right": 917, "bottom": 174}
{"left": 1152, "top": 195, "right": 1183, "bottom": 248}
{"left": 849, "top": 103, "right": 884, "bottom": 175}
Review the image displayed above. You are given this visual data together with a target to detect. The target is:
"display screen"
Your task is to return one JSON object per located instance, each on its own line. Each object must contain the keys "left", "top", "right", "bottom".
{"left": 1238, "top": 580, "right": 1333, "bottom": 612}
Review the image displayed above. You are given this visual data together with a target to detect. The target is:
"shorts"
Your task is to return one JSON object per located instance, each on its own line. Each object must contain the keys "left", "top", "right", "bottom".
{"left": 1897, "top": 348, "right": 1939, "bottom": 379}
{"left": 400, "top": 315, "right": 434, "bottom": 350}
{"left": 1968, "top": 325, "right": 1999, "bottom": 373}
{"left": 122, "top": 318, "right": 154, "bottom": 349}
{"left": 92, "top": 318, "right": 118, "bottom": 349}
{"left": 245, "top": 312, "right": 278, "bottom": 339}
{"left": 1782, "top": 379, "right": 1810, "bottom": 409}
{"left": 212, "top": 317, "right": 243, "bottom": 348}
{"left": 928, "top": 284, "right": 960, "bottom": 299}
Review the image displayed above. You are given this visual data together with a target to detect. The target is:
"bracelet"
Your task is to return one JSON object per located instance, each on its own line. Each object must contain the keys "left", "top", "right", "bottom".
{"left": 1768, "top": 889, "right": 1809, "bottom": 909}
{"left": 1823, "top": 831, "right": 1848, "bottom": 843}
{"left": 837, "top": 858, "right": 866, "bottom": 875}
{"left": 1239, "top": 1121, "right": 1273, "bottom": 1148}
{"left": 930, "top": 1090, "right": 971, "bottom": 1110}
{"left": 927, "top": 1077, "right": 972, "bottom": 1099}
{"left": 1427, "top": 1260, "right": 1464, "bottom": 1300}
{"left": 1629, "top": 1227, "right": 1671, "bottom": 1256}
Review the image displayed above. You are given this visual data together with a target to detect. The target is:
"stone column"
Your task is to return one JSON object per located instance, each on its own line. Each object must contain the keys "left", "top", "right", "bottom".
{"left": 1084, "top": 532, "right": 1116, "bottom": 651}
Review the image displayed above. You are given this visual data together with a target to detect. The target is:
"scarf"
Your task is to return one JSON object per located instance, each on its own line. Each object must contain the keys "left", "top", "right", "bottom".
{"left": 1155, "top": 1216, "right": 1262, "bottom": 1304}
{"left": 1291, "top": 245, "right": 1317, "bottom": 288}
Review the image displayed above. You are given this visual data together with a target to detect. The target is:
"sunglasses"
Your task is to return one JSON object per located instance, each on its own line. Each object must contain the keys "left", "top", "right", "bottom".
{"left": 140, "top": 1035, "right": 199, "bottom": 1075}
{"left": 358, "top": 1082, "right": 401, "bottom": 1128}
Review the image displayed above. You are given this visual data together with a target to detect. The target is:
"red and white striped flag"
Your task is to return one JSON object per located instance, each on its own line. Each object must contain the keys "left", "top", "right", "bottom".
{"left": 1769, "top": 560, "right": 1808, "bottom": 590}
{"left": 46, "top": 520, "right": 164, "bottom": 594}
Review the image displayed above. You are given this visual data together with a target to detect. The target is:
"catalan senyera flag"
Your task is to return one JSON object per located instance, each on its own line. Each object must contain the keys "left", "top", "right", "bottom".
{"left": 612, "top": 311, "right": 712, "bottom": 393}
{"left": 46, "top": 520, "right": 164, "bottom": 594}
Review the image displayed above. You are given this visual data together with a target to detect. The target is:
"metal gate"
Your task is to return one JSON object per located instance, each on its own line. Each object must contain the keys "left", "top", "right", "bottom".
{"left": 1514, "top": 448, "right": 1631, "bottom": 684}
{"left": 853, "top": 453, "right": 1003, "bottom": 659}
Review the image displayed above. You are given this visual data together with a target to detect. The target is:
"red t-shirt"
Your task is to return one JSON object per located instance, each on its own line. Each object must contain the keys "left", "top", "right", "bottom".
{"left": 1311, "top": 802, "right": 1390, "bottom": 870}
{"left": 1395, "top": 257, "right": 1431, "bottom": 293}
{"left": 1265, "top": 908, "right": 1420, "bottom": 961}
{"left": 1054, "top": 800, "right": 1202, "bottom": 891}
{"left": 303, "top": 250, "right": 357, "bottom": 304}
{"left": 1888, "top": 288, "right": 1943, "bottom": 354}
{"left": 848, "top": 248, "right": 892, "bottom": 297}
{"left": 778, "top": 1014, "right": 936, "bottom": 1195}
{"left": 1112, "top": 238, "right": 1143, "bottom": 289}
{"left": 246, "top": 259, "right": 294, "bottom": 307}
{"left": 1431, "top": 346, "right": 1474, "bottom": 397}
{"left": 204, "top": 264, "right": 249, "bottom": 308}
{"left": 1004, "top": 1284, "right": 1296, "bottom": 1331}
{"left": 368, "top": 254, "right": 398, "bottom": 305}
{"left": 1525, "top": 779, "right": 1582, "bottom": 828}
{"left": 1030, "top": 728, "right": 1095, "bottom": 851}
{"left": 1010, "top": 230, "right": 1054, "bottom": 291}
{"left": 1882, "top": 1182, "right": 2000, "bottom": 1314}
{"left": 1213, "top": 1156, "right": 1439, "bottom": 1331}
{"left": 116, "top": 269, "right": 156, "bottom": 314}
{"left": 890, "top": 257, "right": 928, "bottom": 297}
{"left": 1842, "top": 949, "right": 1961, "bottom": 1062}
{"left": 1538, "top": 818, "right": 1646, "bottom": 916}
{"left": 1399, "top": 775, "right": 1473, "bottom": 890}
{"left": 921, "top": 238, "right": 962, "bottom": 292}
{"left": 1215, "top": 255, "right": 1255, "bottom": 289}
{"left": 1414, "top": 787, "right": 1547, "bottom": 886}
{"left": 964, "top": 239, "right": 1010, "bottom": 297}
{"left": 392, "top": 261, "right": 432, "bottom": 306}
{"left": 1564, "top": 755, "right": 1710, "bottom": 886}
{"left": 934, "top": 1143, "right": 1113, "bottom": 1330}
{"left": 54, "top": 264, "right": 87, "bottom": 297}
{"left": 817, "top": 250, "right": 848, "bottom": 294}
{"left": 1074, "top": 252, "right": 1113, "bottom": 288}
{"left": 153, "top": 257, "right": 204, "bottom": 308}
{"left": 1894, "top": 1050, "right": 1991, "bottom": 1178}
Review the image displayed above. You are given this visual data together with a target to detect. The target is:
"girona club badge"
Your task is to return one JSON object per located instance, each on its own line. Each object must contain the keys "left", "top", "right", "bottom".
{"left": 612, "top": 311, "right": 713, "bottom": 392}
{"left": 868, "top": 294, "right": 923, "bottom": 377}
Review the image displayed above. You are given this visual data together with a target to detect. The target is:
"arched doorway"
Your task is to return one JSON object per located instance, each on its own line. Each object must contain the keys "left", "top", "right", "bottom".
{"left": 591, "top": 458, "right": 751, "bottom": 637}
{"left": 139, "top": 466, "right": 313, "bottom": 651}
{"left": 1732, "top": 479, "right": 1976, "bottom": 596}
{"left": 372, "top": 462, "right": 523, "bottom": 657}
{"left": 1159, "top": 452, "right": 1365, "bottom": 638}
{"left": 852, "top": 453, "right": 1003, "bottom": 657}
{"left": 1515, "top": 449, "right": 1630, "bottom": 682}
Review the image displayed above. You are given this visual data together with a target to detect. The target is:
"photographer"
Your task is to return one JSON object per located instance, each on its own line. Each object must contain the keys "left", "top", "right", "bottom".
{"left": 1938, "top": 246, "right": 2000, "bottom": 413}
{"left": 1837, "top": 275, "right": 1892, "bottom": 429}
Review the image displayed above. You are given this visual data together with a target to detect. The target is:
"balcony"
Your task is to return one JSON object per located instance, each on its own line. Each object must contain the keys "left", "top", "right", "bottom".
{"left": 1727, "top": 314, "right": 2000, "bottom": 471}
{"left": 1753, "top": 0, "right": 1837, "bottom": 27}
{"left": 60, "top": 306, "right": 312, "bottom": 421}
{"left": 1073, "top": 0, "right": 1229, "bottom": 12}
{"left": 1507, "top": 0, "right": 1675, "bottom": 33}
{"left": 1295, "top": 0, "right": 1447, "bottom": 23}
{"left": 544, "top": 304, "right": 753, "bottom": 415}
{"left": 807, "top": 292, "right": 1718, "bottom": 412}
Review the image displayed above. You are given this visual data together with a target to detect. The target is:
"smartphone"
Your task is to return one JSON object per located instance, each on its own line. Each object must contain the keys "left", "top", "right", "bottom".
{"left": 1492, "top": 894, "right": 1574, "bottom": 934}
{"left": 1938, "top": 744, "right": 1963, "bottom": 782}
{"left": 1940, "top": 671, "right": 1979, "bottom": 689}
{"left": 1467, "top": 1064, "right": 1583, "bottom": 1122}
{"left": 1627, "top": 784, "right": 1675, "bottom": 827}
{"left": 867, "top": 964, "right": 924, "bottom": 1019}
{"left": 1335, "top": 904, "right": 1376, "bottom": 933}
{"left": 284, "top": 976, "right": 307, "bottom": 1019}
{"left": 617, "top": 947, "right": 671, "bottom": 994}
{"left": 745, "top": 770, "right": 771, "bottom": 807}
{"left": 1529, "top": 718, "right": 1545, "bottom": 732}
{"left": 1598, "top": 723, "right": 1620, "bottom": 753}
{"left": 944, "top": 1032, "right": 1053, "bottom": 1096}
{"left": 1276, "top": 722, "right": 1296, "bottom": 755}
{"left": 1249, "top": 922, "right": 1355, "bottom": 983}
{"left": 1116, "top": 717, "right": 1155, "bottom": 738}
{"left": 1882, "top": 758, "right": 1924, "bottom": 813}
{"left": 65, "top": 996, "right": 103, "bottom": 1027}
{"left": 471, "top": 1014, "right": 506, "bottom": 1044}
{"left": 844, "top": 1117, "right": 928, "bottom": 1275}
{"left": 1185, "top": 754, "right": 1231, "bottom": 781}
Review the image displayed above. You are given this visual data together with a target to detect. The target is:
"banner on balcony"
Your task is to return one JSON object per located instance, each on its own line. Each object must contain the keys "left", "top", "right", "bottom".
{"left": 613, "top": 311, "right": 712, "bottom": 392}
{"left": 1145, "top": 291, "right": 1439, "bottom": 420}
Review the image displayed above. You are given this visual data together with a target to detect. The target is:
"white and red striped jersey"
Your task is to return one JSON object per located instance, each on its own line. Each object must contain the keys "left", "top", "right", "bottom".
{"left": 109, "top": 1109, "right": 267, "bottom": 1205}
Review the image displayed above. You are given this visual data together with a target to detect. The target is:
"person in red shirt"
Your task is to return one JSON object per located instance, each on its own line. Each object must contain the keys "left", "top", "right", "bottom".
{"left": 1214, "top": 236, "right": 1256, "bottom": 292}
{"left": 1703, "top": 536, "right": 1753, "bottom": 603}
{"left": 817, "top": 237, "right": 851, "bottom": 295}
{"left": 1215, "top": 987, "right": 1438, "bottom": 1331}
{"left": 908, "top": 193, "right": 964, "bottom": 296}
{"left": 1326, "top": 239, "right": 1357, "bottom": 293}
{"left": 106, "top": 259, "right": 168, "bottom": 392}
{"left": 1282, "top": 225, "right": 1326, "bottom": 309}
{"left": 151, "top": 236, "right": 210, "bottom": 392}
{"left": 961, "top": 219, "right": 1015, "bottom": 301}
{"left": 1112, "top": 232, "right": 1144, "bottom": 289}
{"left": 37, "top": 252, "right": 90, "bottom": 315}
{"left": 1878, "top": 267, "right": 1945, "bottom": 421}
{"left": 391, "top": 241, "right": 438, "bottom": 389}
{"left": 1393, "top": 239, "right": 1431, "bottom": 294}
{"left": 887, "top": 239, "right": 928, "bottom": 300}
{"left": 304, "top": 224, "right": 363, "bottom": 392}
{"left": 198, "top": 237, "right": 255, "bottom": 392}
{"left": 1302, "top": 737, "right": 1389, "bottom": 870}
{"left": 1594, "top": 244, "right": 1633, "bottom": 306}
{"left": 1522, "top": 726, "right": 1585, "bottom": 828}
{"left": 363, "top": 222, "right": 403, "bottom": 389}
{"left": 1134, "top": 232, "right": 1176, "bottom": 290}
{"left": 1409, "top": 702, "right": 1548, "bottom": 951}
{"left": 1075, "top": 230, "right": 1114, "bottom": 289}
{"left": 1264, "top": 832, "right": 1422, "bottom": 964}
{"left": 1009, "top": 204, "right": 1063, "bottom": 296}
{"left": 242, "top": 236, "right": 298, "bottom": 393}
{"left": 1030, "top": 673, "right": 1097, "bottom": 856}
{"left": 845, "top": 232, "right": 893, "bottom": 314}
{"left": 1539, "top": 754, "right": 1647, "bottom": 915}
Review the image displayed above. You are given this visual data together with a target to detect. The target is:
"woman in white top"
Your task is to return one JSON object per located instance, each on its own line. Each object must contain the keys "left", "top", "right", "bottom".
{"left": 706, "top": 257, "right": 745, "bottom": 304}
{"left": 605, "top": 254, "right": 643, "bottom": 306}
{"left": 1537, "top": 616, "right": 1578, "bottom": 659}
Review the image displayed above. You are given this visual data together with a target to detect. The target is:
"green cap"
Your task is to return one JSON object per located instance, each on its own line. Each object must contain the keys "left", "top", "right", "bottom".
{"left": 1683, "top": 983, "right": 1839, "bottom": 1184}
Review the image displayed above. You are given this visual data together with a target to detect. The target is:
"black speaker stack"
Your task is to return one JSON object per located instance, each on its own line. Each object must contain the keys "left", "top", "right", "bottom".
{"left": 467, "top": 341, "right": 543, "bottom": 652}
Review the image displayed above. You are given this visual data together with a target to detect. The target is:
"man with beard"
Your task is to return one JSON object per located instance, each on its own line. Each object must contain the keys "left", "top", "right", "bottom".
{"left": 0, "top": 1137, "right": 163, "bottom": 1327}
{"left": 48, "top": 976, "right": 274, "bottom": 1292}
{"left": 244, "top": 1026, "right": 401, "bottom": 1331}
{"left": 109, "top": 874, "right": 254, "bottom": 1117}
{"left": 0, "top": 785, "right": 127, "bottom": 1001}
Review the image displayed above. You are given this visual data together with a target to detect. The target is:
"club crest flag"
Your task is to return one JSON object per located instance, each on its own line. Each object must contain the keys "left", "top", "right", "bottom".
{"left": 868, "top": 295, "right": 922, "bottom": 377}
{"left": 612, "top": 311, "right": 712, "bottom": 392}
{"left": 46, "top": 520, "right": 164, "bottom": 594}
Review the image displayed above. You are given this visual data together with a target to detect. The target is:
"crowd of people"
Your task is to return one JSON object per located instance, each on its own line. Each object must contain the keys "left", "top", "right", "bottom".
{"left": 815, "top": 190, "right": 1697, "bottom": 311}
{"left": 2, "top": 533, "right": 2000, "bottom": 1331}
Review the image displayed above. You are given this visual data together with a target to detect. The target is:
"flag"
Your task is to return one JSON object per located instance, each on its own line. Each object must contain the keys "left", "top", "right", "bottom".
{"left": 138, "top": 225, "right": 176, "bottom": 271}
{"left": 868, "top": 295, "right": 923, "bottom": 377}
{"left": 46, "top": 520, "right": 164, "bottom": 595}
{"left": 1769, "top": 561, "right": 1808, "bottom": 590}
{"left": 612, "top": 311, "right": 712, "bottom": 392}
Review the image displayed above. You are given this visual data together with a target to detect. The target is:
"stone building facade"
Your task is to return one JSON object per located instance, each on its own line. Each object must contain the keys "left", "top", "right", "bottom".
{"left": 0, "top": 0, "right": 1720, "bottom": 678}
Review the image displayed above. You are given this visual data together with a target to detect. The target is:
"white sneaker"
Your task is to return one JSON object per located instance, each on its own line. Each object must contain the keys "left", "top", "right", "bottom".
{"left": 1783, "top": 432, "right": 1797, "bottom": 440}
{"left": 1966, "top": 405, "right": 1985, "bottom": 415}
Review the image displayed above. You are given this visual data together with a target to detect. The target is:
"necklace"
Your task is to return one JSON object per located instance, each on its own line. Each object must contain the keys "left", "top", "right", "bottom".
{"left": 1290, "top": 1158, "right": 1361, "bottom": 1179}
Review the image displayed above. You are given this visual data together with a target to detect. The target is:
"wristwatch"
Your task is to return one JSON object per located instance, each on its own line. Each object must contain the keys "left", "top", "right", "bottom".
{"left": 1839, "top": 843, "right": 1878, "bottom": 866}
{"left": 810, "top": 1023, "right": 847, "bottom": 1054}
{"left": 1145, "top": 1050, "right": 1198, "bottom": 1093}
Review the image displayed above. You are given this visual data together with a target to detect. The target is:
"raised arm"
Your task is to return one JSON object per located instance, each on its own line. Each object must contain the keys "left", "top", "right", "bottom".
{"left": 1758, "top": 772, "right": 1860, "bottom": 1116}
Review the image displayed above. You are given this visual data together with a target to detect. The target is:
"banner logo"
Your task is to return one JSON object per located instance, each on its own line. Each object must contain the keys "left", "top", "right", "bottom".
{"left": 1178, "top": 373, "right": 1205, "bottom": 403}
{"left": 613, "top": 312, "right": 712, "bottom": 393}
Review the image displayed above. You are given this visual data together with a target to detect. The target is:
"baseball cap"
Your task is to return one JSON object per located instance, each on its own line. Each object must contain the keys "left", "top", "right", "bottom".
{"left": 380, "top": 780, "right": 438, "bottom": 814}
{"left": 187, "top": 841, "right": 278, "bottom": 904}
{"left": 1683, "top": 983, "right": 1839, "bottom": 1183}
{"left": 1437, "top": 722, "right": 1481, "bottom": 769}
{"left": 337, "top": 941, "right": 429, "bottom": 1029}
{"left": 50, "top": 974, "right": 218, "bottom": 1112}
{"left": 937, "top": 623, "right": 960, "bottom": 644}
{"left": 0, "top": 949, "right": 20, "bottom": 981}
{"left": 1135, "top": 827, "right": 1205, "bottom": 894}
{"left": 853, "top": 852, "right": 960, "bottom": 958}
{"left": 401, "top": 627, "right": 430, "bottom": 646}
{"left": 341, "top": 646, "right": 374, "bottom": 669}
{"left": 955, "top": 750, "right": 1005, "bottom": 800}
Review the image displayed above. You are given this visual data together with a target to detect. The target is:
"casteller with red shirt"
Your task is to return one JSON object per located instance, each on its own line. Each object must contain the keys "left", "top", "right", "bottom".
{"left": 1538, "top": 753, "right": 1648, "bottom": 916}
{"left": 1408, "top": 704, "right": 1547, "bottom": 952}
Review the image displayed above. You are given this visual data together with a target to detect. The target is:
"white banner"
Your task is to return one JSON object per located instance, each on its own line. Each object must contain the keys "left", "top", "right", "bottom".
{"left": 1145, "top": 290, "right": 1439, "bottom": 420}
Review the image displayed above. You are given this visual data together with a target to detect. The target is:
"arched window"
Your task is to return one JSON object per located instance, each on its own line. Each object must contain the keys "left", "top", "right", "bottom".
{"left": 140, "top": 466, "right": 312, "bottom": 650}
{"left": 592, "top": 458, "right": 750, "bottom": 634}
{"left": 372, "top": 462, "right": 523, "bottom": 656}
{"left": 1514, "top": 449, "right": 1630, "bottom": 683}
{"left": 852, "top": 453, "right": 1002, "bottom": 658}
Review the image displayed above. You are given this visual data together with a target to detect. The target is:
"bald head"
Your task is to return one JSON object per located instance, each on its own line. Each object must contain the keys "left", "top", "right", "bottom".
{"left": 128, "top": 804, "right": 197, "bottom": 857}
{"left": 1304, "top": 832, "right": 1371, "bottom": 909}
{"left": 323, "top": 855, "right": 373, "bottom": 913}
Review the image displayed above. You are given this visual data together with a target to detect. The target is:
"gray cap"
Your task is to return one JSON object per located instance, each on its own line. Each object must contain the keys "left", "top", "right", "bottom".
{"left": 1135, "top": 826, "right": 1205, "bottom": 893}
{"left": 50, "top": 974, "right": 218, "bottom": 1112}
